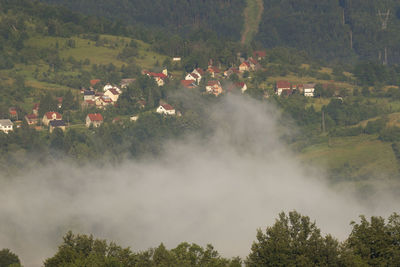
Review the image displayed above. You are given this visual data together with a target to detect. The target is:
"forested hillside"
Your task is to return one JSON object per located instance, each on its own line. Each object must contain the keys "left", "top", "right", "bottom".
{"left": 40, "top": 0, "right": 246, "bottom": 40}
{"left": 41, "top": 0, "right": 400, "bottom": 64}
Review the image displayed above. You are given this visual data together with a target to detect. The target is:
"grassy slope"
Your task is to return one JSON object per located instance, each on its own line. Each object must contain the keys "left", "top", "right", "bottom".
{"left": 7, "top": 34, "right": 168, "bottom": 92}
{"left": 241, "top": 0, "right": 264, "bottom": 45}
{"left": 298, "top": 135, "right": 398, "bottom": 179}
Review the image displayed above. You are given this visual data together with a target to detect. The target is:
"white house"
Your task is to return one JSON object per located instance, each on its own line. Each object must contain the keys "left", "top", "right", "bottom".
{"left": 104, "top": 88, "right": 120, "bottom": 102}
{"left": 185, "top": 73, "right": 201, "bottom": 84}
{"left": 156, "top": 104, "right": 175, "bottom": 115}
{"left": 304, "top": 83, "right": 316, "bottom": 97}
{"left": 0, "top": 119, "right": 13, "bottom": 134}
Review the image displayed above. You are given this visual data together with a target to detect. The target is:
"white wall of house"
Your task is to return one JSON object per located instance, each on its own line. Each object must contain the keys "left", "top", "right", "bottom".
{"left": 156, "top": 106, "right": 175, "bottom": 115}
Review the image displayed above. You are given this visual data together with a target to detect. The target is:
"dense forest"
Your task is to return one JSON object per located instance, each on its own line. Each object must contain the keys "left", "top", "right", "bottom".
{"left": 40, "top": 0, "right": 400, "bottom": 64}
{"left": 40, "top": 0, "right": 245, "bottom": 41}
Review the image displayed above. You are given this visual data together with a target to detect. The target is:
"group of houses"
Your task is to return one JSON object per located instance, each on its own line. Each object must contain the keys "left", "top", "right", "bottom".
{"left": 82, "top": 82, "right": 122, "bottom": 109}
{"left": 275, "top": 81, "right": 316, "bottom": 97}
{"left": 180, "top": 52, "right": 266, "bottom": 96}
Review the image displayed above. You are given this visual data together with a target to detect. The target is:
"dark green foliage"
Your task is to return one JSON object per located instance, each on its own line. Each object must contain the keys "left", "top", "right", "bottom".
{"left": 0, "top": 249, "right": 21, "bottom": 267}
{"left": 41, "top": 0, "right": 245, "bottom": 40}
{"left": 379, "top": 126, "right": 400, "bottom": 142}
{"left": 329, "top": 126, "right": 364, "bottom": 137}
{"left": 345, "top": 214, "right": 400, "bottom": 266}
{"left": 364, "top": 118, "right": 387, "bottom": 134}
{"left": 44, "top": 231, "right": 240, "bottom": 267}
{"left": 323, "top": 98, "right": 382, "bottom": 127}
{"left": 246, "top": 211, "right": 341, "bottom": 266}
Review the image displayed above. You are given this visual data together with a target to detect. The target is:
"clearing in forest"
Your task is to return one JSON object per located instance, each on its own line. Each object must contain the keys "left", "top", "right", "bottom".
{"left": 241, "top": 0, "right": 264, "bottom": 45}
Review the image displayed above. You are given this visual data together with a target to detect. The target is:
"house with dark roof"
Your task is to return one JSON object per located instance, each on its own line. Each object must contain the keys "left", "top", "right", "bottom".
{"left": 84, "top": 90, "right": 95, "bottom": 101}
{"left": 49, "top": 120, "right": 66, "bottom": 133}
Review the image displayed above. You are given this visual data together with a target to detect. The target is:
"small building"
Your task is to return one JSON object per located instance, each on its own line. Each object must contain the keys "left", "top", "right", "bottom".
{"left": 172, "top": 57, "right": 181, "bottom": 62}
{"left": 130, "top": 115, "right": 139, "bottom": 122}
{"left": 156, "top": 104, "right": 175, "bottom": 116}
{"left": 84, "top": 90, "right": 95, "bottom": 101}
{"left": 0, "top": 119, "right": 13, "bottom": 134}
{"left": 276, "top": 81, "right": 291, "bottom": 96}
{"left": 9, "top": 107, "right": 17, "bottom": 120}
{"left": 86, "top": 113, "right": 104, "bottom": 128}
{"left": 25, "top": 114, "right": 38, "bottom": 126}
{"left": 42, "top": 112, "right": 62, "bottom": 126}
{"left": 49, "top": 120, "right": 66, "bottom": 133}
{"left": 304, "top": 83, "right": 316, "bottom": 97}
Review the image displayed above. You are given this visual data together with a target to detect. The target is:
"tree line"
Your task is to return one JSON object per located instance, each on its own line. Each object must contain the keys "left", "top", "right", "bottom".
{"left": 2, "top": 211, "right": 400, "bottom": 266}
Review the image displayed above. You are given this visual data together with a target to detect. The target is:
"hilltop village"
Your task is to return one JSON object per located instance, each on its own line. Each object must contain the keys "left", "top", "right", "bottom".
{"left": 0, "top": 51, "right": 321, "bottom": 134}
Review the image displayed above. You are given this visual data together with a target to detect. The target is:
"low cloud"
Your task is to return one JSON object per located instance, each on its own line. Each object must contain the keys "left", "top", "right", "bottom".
{"left": 0, "top": 95, "right": 399, "bottom": 266}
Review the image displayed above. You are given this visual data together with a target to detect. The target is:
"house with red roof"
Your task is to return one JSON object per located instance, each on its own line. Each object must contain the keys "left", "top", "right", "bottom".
{"left": 181, "top": 80, "right": 197, "bottom": 89}
{"left": 156, "top": 104, "right": 175, "bottom": 115}
{"left": 206, "top": 81, "right": 223, "bottom": 96}
{"left": 207, "top": 66, "right": 221, "bottom": 78}
{"left": 276, "top": 81, "right": 292, "bottom": 96}
{"left": 9, "top": 107, "right": 17, "bottom": 120}
{"left": 42, "top": 112, "right": 62, "bottom": 126}
{"left": 253, "top": 51, "right": 267, "bottom": 60}
{"left": 143, "top": 71, "right": 168, "bottom": 86}
{"left": 86, "top": 113, "right": 104, "bottom": 128}
{"left": 90, "top": 79, "right": 101, "bottom": 87}
{"left": 96, "top": 96, "right": 113, "bottom": 109}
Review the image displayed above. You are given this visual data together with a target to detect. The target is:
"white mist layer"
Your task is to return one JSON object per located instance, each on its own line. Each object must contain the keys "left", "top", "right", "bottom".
{"left": 0, "top": 95, "right": 399, "bottom": 266}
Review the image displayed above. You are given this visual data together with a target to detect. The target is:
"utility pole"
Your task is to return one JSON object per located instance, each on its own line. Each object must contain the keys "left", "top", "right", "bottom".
{"left": 322, "top": 110, "right": 326, "bottom": 133}
{"left": 378, "top": 9, "right": 390, "bottom": 65}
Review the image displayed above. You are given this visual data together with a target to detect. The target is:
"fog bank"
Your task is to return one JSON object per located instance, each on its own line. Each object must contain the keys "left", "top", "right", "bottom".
{"left": 0, "top": 95, "right": 399, "bottom": 266}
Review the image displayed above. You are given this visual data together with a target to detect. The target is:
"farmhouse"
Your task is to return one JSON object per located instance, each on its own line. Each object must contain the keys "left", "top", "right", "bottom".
{"left": 86, "top": 113, "right": 104, "bottom": 128}
{"left": 156, "top": 104, "right": 175, "bottom": 115}
{"left": 239, "top": 61, "right": 250, "bottom": 72}
{"left": 0, "top": 119, "right": 13, "bottom": 134}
